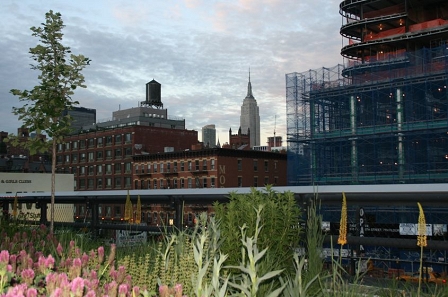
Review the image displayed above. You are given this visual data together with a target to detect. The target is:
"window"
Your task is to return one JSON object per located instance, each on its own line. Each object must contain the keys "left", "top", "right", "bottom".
{"left": 114, "top": 177, "right": 121, "bottom": 188}
{"left": 80, "top": 153, "right": 86, "bottom": 162}
{"left": 88, "top": 138, "right": 94, "bottom": 148}
{"left": 125, "top": 133, "right": 131, "bottom": 143}
{"left": 97, "top": 178, "right": 103, "bottom": 189}
{"left": 188, "top": 178, "right": 192, "bottom": 188}
{"left": 87, "top": 179, "right": 94, "bottom": 189}
{"left": 97, "top": 165, "right": 103, "bottom": 174}
{"left": 115, "top": 163, "right": 122, "bottom": 174}
{"left": 203, "top": 177, "right": 207, "bottom": 188}
{"left": 195, "top": 160, "right": 199, "bottom": 171}
{"left": 125, "top": 147, "right": 132, "bottom": 156}
{"left": 79, "top": 179, "right": 85, "bottom": 189}
{"left": 237, "top": 159, "right": 242, "bottom": 171}
{"left": 88, "top": 166, "right": 94, "bottom": 175}
{"left": 153, "top": 180, "right": 157, "bottom": 189}
{"left": 254, "top": 177, "right": 258, "bottom": 187}
{"left": 274, "top": 161, "right": 278, "bottom": 170}
{"left": 253, "top": 160, "right": 258, "bottom": 171}
{"left": 140, "top": 180, "right": 145, "bottom": 189}
{"left": 202, "top": 160, "right": 207, "bottom": 170}
{"left": 65, "top": 155, "right": 70, "bottom": 163}
{"left": 106, "top": 150, "right": 112, "bottom": 159}
{"left": 173, "top": 162, "right": 177, "bottom": 172}
{"left": 106, "top": 136, "right": 112, "bottom": 146}
{"left": 211, "top": 159, "right": 215, "bottom": 170}
{"left": 96, "top": 151, "right": 103, "bottom": 160}
{"left": 65, "top": 142, "right": 70, "bottom": 150}
{"left": 115, "top": 134, "right": 122, "bottom": 144}
{"left": 58, "top": 143, "right": 63, "bottom": 152}
{"left": 80, "top": 167, "right": 86, "bottom": 175}
{"left": 125, "top": 162, "right": 131, "bottom": 173}
{"left": 97, "top": 137, "right": 103, "bottom": 147}
{"left": 124, "top": 177, "right": 131, "bottom": 189}
{"left": 160, "top": 163, "right": 164, "bottom": 173}
{"left": 180, "top": 161, "right": 184, "bottom": 171}
{"left": 72, "top": 154, "right": 78, "bottom": 163}
{"left": 211, "top": 177, "right": 215, "bottom": 188}
{"left": 274, "top": 177, "right": 278, "bottom": 185}
{"left": 264, "top": 177, "right": 269, "bottom": 185}
{"left": 173, "top": 178, "right": 178, "bottom": 188}
{"left": 106, "top": 206, "right": 111, "bottom": 217}
{"left": 147, "top": 164, "right": 151, "bottom": 173}
{"left": 146, "top": 212, "right": 151, "bottom": 224}
{"left": 73, "top": 141, "right": 78, "bottom": 149}
{"left": 114, "top": 206, "right": 121, "bottom": 217}
{"left": 188, "top": 161, "right": 192, "bottom": 171}
{"left": 88, "top": 152, "right": 94, "bottom": 161}
{"left": 238, "top": 176, "right": 243, "bottom": 187}
{"left": 105, "top": 164, "right": 112, "bottom": 174}
{"left": 115, "top": 148, "right": 122, "bottom": 159}
{"left": 105, "top": 178, "right": 112, "bottom": 188}
{"left": 160, "top": 179, "right": 164, "bottom": 189}
{"left": 98, "top": 206, "right": 102, "bottom": 217}
{"left": 167, "top": 162, "right": 171, "bottom": 173}
{"left": 79, "top": 140, "right": 85, "bottom": 149}
{"left": 180, "top": 178, "right": 185, "bottom": 188}
{"left": 264, "top": 160, "right": 269, "bottom": 172}
{"left": 154, "top": 163, "right": 158, "bottom": 173}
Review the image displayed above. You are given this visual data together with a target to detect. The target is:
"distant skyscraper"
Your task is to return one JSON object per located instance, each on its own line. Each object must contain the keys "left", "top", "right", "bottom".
{"left": 240, "top": 71, "right": 260, "bottom": 147}
{"left": 63, "top": 107, "right": 96, "bottom": 133}
{"left": 202, "top": 124, "right": 216, "bottom": 148}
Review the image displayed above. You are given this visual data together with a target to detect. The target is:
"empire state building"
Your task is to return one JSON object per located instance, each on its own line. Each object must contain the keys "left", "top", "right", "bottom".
{"left": 240, "top": 72, "right": 260, "bottom": 147}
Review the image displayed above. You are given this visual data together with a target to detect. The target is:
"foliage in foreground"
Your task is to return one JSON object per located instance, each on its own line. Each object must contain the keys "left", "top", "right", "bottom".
{"left": 3, "top": 191, "right": 448, "bottom": 296}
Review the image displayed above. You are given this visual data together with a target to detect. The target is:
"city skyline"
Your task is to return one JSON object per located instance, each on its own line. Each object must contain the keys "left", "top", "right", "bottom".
{"left": 0, "top": 0, "right": 343, "bottom": 145}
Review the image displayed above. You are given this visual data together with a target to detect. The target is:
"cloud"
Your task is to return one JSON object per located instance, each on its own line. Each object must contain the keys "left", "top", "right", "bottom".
{"left": 0, "top": 0, "right": 343, "bottom": 144}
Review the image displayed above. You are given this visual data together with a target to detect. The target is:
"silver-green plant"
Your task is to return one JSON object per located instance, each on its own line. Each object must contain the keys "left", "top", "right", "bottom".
{"left": 227, "top": 206, "right": 285, "bottom": 297}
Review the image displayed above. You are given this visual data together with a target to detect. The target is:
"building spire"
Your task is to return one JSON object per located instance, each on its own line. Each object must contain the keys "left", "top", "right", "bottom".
{"left": 246, "top": 68, "right": 254, "bottom": 99}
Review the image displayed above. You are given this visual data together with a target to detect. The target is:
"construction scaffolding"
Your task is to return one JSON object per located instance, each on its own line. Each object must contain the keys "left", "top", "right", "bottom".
{"left": 287, "top": 0, "right": 448, "bottom": 185}
{"left": 286, "top": 45, "right": 448, "bottom": 185}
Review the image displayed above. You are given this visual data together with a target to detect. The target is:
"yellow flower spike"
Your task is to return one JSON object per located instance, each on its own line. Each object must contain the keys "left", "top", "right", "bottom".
{"left": 124, "top": 190, "right": 132, "bottom": 222}
{"left": 338, "top": 192, "right": 348, "bottom": 245}
{"left": 135, "top": 195, "right": 142, "bottom": 224}
{"left": 417, "top": 202, "right": 427, "bottom": 247}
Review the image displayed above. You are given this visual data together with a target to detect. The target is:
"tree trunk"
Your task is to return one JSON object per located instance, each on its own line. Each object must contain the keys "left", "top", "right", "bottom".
{"left": 50, "top": 138, "right": 56, "bottom": 234}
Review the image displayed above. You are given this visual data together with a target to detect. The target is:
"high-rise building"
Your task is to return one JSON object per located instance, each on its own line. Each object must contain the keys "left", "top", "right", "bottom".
{"left": 202, "top": 124, "right": 216, "bottom": 148}
{"left": 286, "top": 0, "right": 448, "bottom": 186}
{"left": 63, "top": 107, "right": 96, "bottom": 133}
{"left": 240, "top": 72, "right": 260, "bottom": 147}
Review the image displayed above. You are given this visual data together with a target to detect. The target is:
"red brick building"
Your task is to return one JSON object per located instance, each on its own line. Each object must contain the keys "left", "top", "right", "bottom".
{"left": 56, "top": 125, "right": 198, "bottom": 190}
{"left": 133, "top": 147, "right": 287, "bottom": 189}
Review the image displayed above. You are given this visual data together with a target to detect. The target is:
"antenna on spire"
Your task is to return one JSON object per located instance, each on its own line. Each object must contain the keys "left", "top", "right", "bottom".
{"left": 249, "top": 67, "right": 251, "bottom": 82}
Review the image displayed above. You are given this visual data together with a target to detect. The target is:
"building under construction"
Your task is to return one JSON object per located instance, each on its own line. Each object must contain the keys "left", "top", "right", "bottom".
{"left": 286, "top": 0, "right": 448, "bottom": 185}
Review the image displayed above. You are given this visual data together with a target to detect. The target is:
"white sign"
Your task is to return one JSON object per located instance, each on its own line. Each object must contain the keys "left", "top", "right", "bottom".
{"left": 116, "top": 225, "right": 147, "bottom": 247}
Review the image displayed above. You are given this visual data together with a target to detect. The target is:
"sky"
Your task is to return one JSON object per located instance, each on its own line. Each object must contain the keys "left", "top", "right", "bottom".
{"left": 0, "top": 0, "right": 344, "bottom": 145}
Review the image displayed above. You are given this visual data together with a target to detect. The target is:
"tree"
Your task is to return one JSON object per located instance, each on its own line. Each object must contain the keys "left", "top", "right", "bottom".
{"left": 8, "top": 10, "right": 90, "bottom": 233}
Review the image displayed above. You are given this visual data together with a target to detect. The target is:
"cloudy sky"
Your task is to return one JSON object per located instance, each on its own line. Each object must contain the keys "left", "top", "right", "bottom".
{"left": 0, "top": 0, "right": 344, "bottom": 145}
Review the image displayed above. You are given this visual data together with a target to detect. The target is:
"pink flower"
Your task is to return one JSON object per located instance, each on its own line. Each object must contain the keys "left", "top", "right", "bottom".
{"left": 0, "top": 250, "right": 9, "bottom": 264}
{"left": 81, "top": 253, "right": 89, "bottom": 267}
{"left": 159, "top": 285, "right": 169, "bottom": 297}
{"left": 25, "top": 287, "right": 38, "bottom": 297}
{"left": 71, "top": 277, "right": 85, "bottom": 297}
{"left": 132, "top": 286, "right": 140, "bottom": 296}
{"left": 97, "top": 246, "right": 104, "bottom": 264}
{"left": 56, "top": 243, "right": 63, "bottom": 256}
{"left": 45, "top": 254, "right": 55, "bottom": 270}
{"left": 21, "top": 268, "right": 35, "bottom": 286}
{"left": 118, "top": 284, "right": 129, "bottom": 297}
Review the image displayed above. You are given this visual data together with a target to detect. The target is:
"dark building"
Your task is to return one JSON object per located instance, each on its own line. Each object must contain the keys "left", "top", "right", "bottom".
{"left": 63, "top": 107, "right": 96, "bottom": 133}
{"left": 287, "top": 0, "right": 448, "bottom": 185}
